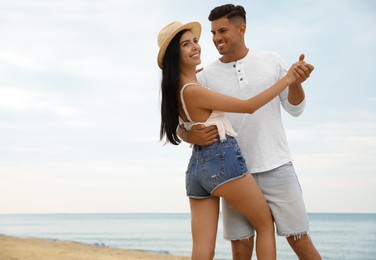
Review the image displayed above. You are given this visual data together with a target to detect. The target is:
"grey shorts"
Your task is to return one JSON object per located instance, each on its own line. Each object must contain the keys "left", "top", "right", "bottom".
{"left": 222, "top": 162, "right": 309, "bottom": 240}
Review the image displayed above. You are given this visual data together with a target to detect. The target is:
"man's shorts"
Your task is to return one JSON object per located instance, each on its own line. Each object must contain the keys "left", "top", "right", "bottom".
{"left": 222, "top": 162, "right": 309, "bottom": 240}
{"left": 186, "top": 136, "right": 248, "bottom": 199}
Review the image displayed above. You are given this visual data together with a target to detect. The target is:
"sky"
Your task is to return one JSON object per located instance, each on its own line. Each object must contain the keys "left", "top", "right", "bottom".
{"left": 0, "top": 0, "right": 375, "bottom": 214}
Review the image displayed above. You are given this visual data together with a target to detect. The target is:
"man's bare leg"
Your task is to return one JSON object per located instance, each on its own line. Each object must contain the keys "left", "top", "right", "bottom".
{"left": 287, "top": 234, "right": 321, "bottom": 260}
{"left": 231, "top": 237, "right": 254, "bottom": 260}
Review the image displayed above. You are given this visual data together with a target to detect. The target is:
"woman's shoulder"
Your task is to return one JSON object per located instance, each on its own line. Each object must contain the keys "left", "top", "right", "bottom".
{"left": 181, "top": 83, "right": 212, "bottom": 99}
{"left": 181, "top": 82, "right": 202, "bottom": 95}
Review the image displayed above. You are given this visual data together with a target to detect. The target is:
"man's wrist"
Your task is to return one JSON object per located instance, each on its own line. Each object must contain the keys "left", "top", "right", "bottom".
{"left": 178, "top": 125, "right": 190, "bottom": 143}
{"left": 289, "top": 82, "right": 301, "bottom": 88}
{"left": 184, "top": 128, "right": 191, "bottom": 143}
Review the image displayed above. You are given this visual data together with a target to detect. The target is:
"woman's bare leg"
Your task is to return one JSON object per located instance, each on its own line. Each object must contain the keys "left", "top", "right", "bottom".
{"left": 189, "top": 197, "right": 220, "bottom": 260}
{"left": 213, "top": 174, "right": 276, "bottom": 260}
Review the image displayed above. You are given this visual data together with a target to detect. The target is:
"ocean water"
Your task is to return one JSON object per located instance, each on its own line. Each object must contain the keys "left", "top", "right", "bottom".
{"left": 0, "top": 213, "right": 375, "bottom": 259}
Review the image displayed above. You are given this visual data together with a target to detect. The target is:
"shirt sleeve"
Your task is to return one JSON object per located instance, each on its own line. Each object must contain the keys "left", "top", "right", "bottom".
{"left": 280, "top": 88, "right": 306, "bottom": 117}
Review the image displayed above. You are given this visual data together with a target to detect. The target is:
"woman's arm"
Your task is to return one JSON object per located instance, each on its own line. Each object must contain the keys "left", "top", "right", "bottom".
{"left": 185, "top": 60, "right": 313, "bottom": 115}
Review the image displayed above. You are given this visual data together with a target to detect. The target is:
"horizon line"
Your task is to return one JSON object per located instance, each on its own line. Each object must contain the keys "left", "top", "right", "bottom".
{"left": 1, "top": 211, "right": 376, "bottom": 215}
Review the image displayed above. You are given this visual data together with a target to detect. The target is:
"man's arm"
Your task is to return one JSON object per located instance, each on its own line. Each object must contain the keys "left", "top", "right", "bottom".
{"left": 288, "top": 82, "right": 305, "bottom": 105}
{"left": 287, "top": 54, "right": 314, "bottom": 105}
{"left": 177, "top": 124, "right": 218, "bottom": 146}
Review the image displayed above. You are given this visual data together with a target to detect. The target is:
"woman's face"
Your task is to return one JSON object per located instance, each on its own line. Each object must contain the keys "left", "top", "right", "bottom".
{"left": 179, "top": 30, "right": 201, "bottom": 67}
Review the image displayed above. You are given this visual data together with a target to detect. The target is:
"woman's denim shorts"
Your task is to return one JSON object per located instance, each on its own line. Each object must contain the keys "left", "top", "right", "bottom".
{"left": 185, "top": 136, "right": 249, "bottom": 199}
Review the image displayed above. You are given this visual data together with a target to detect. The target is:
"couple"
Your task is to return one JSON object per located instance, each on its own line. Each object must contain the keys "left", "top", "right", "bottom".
{"left": 157, "top": 4, "right": 321, "bottom": 260}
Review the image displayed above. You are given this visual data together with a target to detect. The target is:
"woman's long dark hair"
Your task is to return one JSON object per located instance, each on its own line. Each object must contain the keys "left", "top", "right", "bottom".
{"left": 160, "top": 30, "right": 187, "bottom": 145}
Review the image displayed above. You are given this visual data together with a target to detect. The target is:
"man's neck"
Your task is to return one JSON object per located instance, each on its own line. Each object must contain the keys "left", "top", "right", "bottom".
{"left": 220, "top": 47, "right": 249, "bottom": 63}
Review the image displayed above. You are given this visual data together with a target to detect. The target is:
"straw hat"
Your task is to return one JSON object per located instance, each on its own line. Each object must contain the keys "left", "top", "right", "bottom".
{"left": 157, "top": 21, "right": 201, "bottom": 69}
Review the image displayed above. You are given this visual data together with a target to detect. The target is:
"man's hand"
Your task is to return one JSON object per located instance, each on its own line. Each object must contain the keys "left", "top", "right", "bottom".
{"left": 178, "top": 124, "right": 218, "bottom": 146}
{"left": 187, "top": 124, "right": 218, "bottom": 146}
{"left": 287, "top": 54, "right": 315, "bottom": 105}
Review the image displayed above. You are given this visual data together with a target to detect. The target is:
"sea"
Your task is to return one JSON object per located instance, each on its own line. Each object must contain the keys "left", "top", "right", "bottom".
{"left": 0, "top": 213, "right": 375, "bottom": 259}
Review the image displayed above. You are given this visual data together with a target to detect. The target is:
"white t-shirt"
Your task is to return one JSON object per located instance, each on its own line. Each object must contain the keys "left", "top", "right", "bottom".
{"left": 197, "top": 50, "right": 305, "bottom": 173}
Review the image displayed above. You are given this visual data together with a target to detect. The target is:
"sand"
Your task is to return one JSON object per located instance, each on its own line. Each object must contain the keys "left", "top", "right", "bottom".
{"left": 0, "top": 235, "right": 190, "bottom": 260}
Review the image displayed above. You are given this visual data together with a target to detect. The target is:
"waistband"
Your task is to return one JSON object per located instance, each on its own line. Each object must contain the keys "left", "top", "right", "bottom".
{"left": 192, "top": 136, "right": 236, "bottom": 152}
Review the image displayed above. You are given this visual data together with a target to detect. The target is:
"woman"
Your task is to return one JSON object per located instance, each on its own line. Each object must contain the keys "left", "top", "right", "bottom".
{"left": 157, "top": 21, "right": 312, "bottom": 260}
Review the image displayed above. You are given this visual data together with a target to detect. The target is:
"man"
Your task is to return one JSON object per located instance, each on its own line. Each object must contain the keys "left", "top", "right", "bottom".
{"left": 179, "top": 4, "right": 321, "bottom": 260}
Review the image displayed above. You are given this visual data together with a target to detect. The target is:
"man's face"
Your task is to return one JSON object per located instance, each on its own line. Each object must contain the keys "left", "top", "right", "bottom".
{"left": 210, "top": 17, "right": 242, "bottom": 56}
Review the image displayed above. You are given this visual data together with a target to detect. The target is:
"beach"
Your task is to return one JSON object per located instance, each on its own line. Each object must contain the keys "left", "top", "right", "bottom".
{"left": 1, "top": 213, "right": 376, "bottom": 259}
{"left": 0, "top": 235, "right": 190, "bottom": 260}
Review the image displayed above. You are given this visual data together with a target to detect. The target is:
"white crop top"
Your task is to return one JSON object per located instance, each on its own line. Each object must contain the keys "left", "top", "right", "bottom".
{"left": 179, "top": 83, "right": 237, "bottom": 142}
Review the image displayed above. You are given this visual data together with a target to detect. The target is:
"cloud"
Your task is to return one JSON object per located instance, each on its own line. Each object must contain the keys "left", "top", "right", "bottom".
{"left": 287, "top": 119, "right": 376, "bottom": 163}
{"left": 0, "top": 87, "right": 80, "bottom": 118}
{"left": 0, "top": 88, "right": 36, "bottom": 110}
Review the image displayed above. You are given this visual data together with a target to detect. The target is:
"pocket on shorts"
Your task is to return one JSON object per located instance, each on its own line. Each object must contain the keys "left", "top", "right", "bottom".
{"left": 202, "top": 152, "right": 225, "bottom": 182}
{"left": 236, "top": 150, "right": 248, "bottom": 173}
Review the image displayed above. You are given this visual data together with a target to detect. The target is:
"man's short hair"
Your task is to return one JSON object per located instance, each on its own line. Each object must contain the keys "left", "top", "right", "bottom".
{"left": 208, "top": 4, "right": 246, "bottom": 23}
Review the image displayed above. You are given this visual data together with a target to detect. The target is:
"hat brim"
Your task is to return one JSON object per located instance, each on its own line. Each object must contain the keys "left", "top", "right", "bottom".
{"left": 157, "top": 22, "right": 201, "bottom": 69}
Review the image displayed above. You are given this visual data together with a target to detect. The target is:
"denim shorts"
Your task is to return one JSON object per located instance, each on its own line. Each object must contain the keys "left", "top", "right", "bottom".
{"left": 222, "top": 162, "right": 309, "bottom": 240}
{"left": 185, "top": 136, "right": 248, "bottom": 199}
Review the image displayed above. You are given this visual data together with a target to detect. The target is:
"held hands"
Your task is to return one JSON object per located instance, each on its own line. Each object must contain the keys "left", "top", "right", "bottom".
{"left": 285, "top": 54, "right": 315, "bottom": 85}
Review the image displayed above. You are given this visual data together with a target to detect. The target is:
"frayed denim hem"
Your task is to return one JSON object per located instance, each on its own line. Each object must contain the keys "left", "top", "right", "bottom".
{"left": 278, "top": 231, "right": 309, "bottom": 241}
{"left": 224, "top": 234, "right": 255, "bottom": 242}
